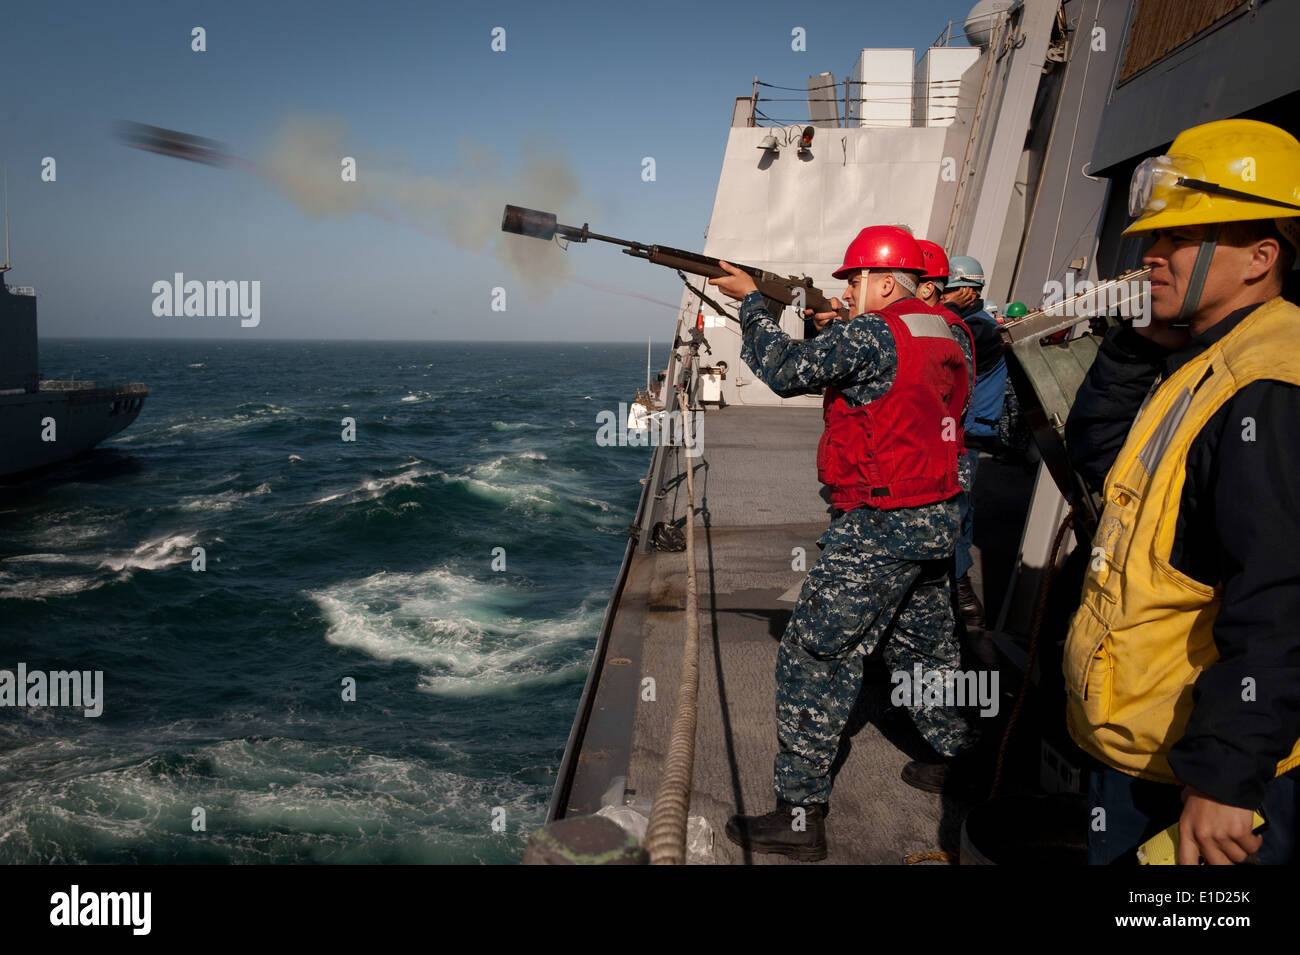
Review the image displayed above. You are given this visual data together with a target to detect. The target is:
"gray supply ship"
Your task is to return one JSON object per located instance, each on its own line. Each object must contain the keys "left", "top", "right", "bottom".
{"left": 0, "top": 262, "right": 148, "bottom": 478}
{"left": 529, "top": 0, "right": 1300, "bottom": 864}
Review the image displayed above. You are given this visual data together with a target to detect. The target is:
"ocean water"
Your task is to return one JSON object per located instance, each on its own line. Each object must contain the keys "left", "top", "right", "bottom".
{"left": 0, "top": 340, "right": 657, "bottom": 863}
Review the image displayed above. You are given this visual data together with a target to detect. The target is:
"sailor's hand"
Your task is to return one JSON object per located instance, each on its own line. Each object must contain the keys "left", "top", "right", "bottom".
{"left": 944, "top": 287, "right": 977, "bottom": 310}
{"left": 1176, "top": 788, "right": 1262, "bottom": 865}
{"left": 709, "top": 261, "right": 758, "bottom": 301}
{"left": 804, "top": 298, "right": 845, "bottom": 330}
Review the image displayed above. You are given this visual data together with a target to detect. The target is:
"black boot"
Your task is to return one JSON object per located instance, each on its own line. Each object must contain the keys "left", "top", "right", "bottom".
{"left": 901, "top": 747, "right": 993, "bottom": 800}
{"left": 957, "top": 574, "right": 986, "bottom": 630}
{"left": 725, "top": 799, "right": 828, "bottom": 861}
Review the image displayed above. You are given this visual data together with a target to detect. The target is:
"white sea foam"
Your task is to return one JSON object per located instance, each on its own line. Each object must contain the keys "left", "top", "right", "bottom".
{"left": 305, "top": 568, "right": 596, "bottom": 697}
{"left": 0, "top": 734, "right": 543, "bottom": 863}
{"left": 305, "top": 467, "right": 434, "bottom": 507}
{"left": 178, "top": 483, "right": 272, "bottom": 512}
{"left": 98, "top": 533, "right": 198, "bottom": 572}
{"left": 470, "top": 451, "right": 548, "bottom": 478}
{"left": 0, "top": 531, "right": 198, "bottom": 600}
{"left": 305, "top": 463, "right": 553, "bottom": 511}
{"left": 457, "top": 475, "right": 554, "bottom": 507}
{"left": 0, "top": 570, "right": 108, "bottom": 600}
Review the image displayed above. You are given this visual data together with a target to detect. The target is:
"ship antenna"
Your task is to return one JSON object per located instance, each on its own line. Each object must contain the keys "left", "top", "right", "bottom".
{"left": 2, "top": 165, "right": 9, "bottom": 274}
{"left": 646, "top": 336, "right": 651, "bottom": 392}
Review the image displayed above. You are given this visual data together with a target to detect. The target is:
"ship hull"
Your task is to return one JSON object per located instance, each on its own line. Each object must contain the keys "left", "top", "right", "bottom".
{"left": 0, "top": 386, "right": 147, "bottom": 478}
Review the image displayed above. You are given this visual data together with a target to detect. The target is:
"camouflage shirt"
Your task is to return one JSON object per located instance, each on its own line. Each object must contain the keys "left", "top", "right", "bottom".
{"left": 738, "top": 290, "right": 960, "bottom": 559}
{"left": 950, "top": 318, "right": 975, "bottom": 493}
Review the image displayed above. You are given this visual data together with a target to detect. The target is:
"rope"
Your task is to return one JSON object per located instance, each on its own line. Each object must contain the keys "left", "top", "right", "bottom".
{"left": 988, "top": 507, "right": 1078, "bottom": 799}
{"left": 905, "top": 849, "right": 956, "bottom": 864}
{"left": 645, "top": 390, "right": 702, "bottom": 865}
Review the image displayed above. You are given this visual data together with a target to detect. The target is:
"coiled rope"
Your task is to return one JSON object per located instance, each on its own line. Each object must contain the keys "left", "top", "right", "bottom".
{"left": 645, "top": 391, "right": 701, "bottom": 865}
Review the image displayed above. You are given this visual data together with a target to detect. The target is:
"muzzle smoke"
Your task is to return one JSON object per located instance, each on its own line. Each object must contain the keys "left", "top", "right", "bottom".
{"left": 262, "top": 115, "right": 580, "bottom": 290}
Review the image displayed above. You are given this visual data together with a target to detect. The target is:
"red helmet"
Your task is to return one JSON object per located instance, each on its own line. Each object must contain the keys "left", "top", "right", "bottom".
{"left": 915, "top": 239, "right": 949, "bottom": 281}
{"left": 833, "top": 226, "right": 925, "bottom": 279}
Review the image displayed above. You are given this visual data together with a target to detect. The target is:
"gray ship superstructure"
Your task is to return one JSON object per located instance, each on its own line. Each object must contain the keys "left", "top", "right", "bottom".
{"left": 0, "top": 266, "right": 148, "bottom": 477}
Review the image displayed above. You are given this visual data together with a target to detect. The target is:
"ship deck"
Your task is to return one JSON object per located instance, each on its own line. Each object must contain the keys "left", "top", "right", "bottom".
{"left": 560, "top": 404, "right": 1034, "bottom": 864}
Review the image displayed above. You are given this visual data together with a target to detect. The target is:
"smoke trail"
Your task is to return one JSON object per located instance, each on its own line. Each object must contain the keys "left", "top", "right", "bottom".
{"left": 261, "top": 116, "right": 580, "bottom": 290}
{"left": 121, "top": 117, "right": 675, "bottom": 308}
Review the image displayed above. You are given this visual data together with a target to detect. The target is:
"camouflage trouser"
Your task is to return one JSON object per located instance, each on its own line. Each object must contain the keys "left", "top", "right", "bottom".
{"left": 774, "top": 526, "right": 978, "bottom": 806}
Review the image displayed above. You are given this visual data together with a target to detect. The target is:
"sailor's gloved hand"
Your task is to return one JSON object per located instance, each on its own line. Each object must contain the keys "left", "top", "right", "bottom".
{"left": 709, "top": 261, "right": 758, "bottom": 301}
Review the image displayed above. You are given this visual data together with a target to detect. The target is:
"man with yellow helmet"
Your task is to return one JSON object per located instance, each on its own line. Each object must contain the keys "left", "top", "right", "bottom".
{"left": 1064, "top": 118, "right": 1300, "bottom": 864}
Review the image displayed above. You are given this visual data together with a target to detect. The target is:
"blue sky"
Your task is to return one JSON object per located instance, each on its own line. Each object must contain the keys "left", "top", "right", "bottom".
{"left": 4, "top": 0, "right": 980, "bottom": 341}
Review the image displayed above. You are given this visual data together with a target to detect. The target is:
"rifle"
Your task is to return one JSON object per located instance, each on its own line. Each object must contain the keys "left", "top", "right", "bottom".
{"left": 501, "top": 205, "right": 849, "bottom": 323}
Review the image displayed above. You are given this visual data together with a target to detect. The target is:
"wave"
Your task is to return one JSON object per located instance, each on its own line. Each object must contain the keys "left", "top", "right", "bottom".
{"left": 305, "top": 466, "right": 436, "bottom": 506}
{"left": 0, "top": 569, "right": 110, "bottom": 600}
{"left": 0, "top": 532, "right": 199, "bottom": 600}
{"left": 305, "top": 568, "right": 596, "bottom": 698}
{"left": 490, "top": 421, "right": 543, "bottom": 432}
{"left": 97, "top": 533, "right": 199, "bottom": 573}
{"left": 178, "top": 483, "right": 272, "bottom": 512}
{"left": 141, "top": 404, "right": 297, "bottom": 441}
{"left": 304, "top": 460, "right": 556, "bottom": 511}
{"left": 468, "top": 451, "right": 548, "bottom": 479}
{"left": 0, "top": 735, "right": 544, "bottom": 863}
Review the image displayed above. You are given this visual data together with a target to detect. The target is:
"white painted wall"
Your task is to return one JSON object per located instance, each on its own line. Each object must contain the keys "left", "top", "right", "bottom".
{"left": 849, "top": 49, "right": 914, "bottom": 128}
{"left": 914, "top": 47, "right": 982, "bottom": 127}
{"left": 680, "top": 124, "right": 950, "bottom": 407}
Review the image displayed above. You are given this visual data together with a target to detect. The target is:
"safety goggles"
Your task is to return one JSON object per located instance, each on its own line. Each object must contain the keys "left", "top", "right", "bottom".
{"left": 1129, "top": 154, "right": 1300, "bottom": 218}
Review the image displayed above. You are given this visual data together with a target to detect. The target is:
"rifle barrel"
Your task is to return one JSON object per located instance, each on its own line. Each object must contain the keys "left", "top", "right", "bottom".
{"left": 500, "top": 203, "right": 846, "bottom": 319}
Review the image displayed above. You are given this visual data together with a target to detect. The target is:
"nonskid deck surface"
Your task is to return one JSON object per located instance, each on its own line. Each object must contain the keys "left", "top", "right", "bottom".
{"left": 567, "top": 404, "right": 1033, "bottom": 864}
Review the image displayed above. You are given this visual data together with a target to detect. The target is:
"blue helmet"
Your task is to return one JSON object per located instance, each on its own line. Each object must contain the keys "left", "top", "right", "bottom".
{"left": 947, "top": 255, "right": 986, "bottom": 289}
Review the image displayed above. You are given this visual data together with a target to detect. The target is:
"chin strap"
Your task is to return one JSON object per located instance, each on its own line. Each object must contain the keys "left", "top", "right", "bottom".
{"left": 1177, "top": 223, "right": 1221, "bottom": 322}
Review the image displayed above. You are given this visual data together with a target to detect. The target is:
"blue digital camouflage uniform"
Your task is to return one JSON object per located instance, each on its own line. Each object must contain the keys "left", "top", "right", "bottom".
{"left": 739, "top": 291, "right": 979, "bottom": 807}
{"left": 951, "top": 319, "right": 975, "bottom": 494}
{"left": 950, "top": 319, "right": 977, "bottom": 578}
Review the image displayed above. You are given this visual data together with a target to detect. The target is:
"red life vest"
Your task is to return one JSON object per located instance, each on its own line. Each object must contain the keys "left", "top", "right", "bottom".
{"left": 817, "top": 298, "right": 969, "bottom": 511}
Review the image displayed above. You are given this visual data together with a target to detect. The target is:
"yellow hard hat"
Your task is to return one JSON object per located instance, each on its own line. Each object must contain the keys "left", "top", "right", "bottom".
{"left": 1124, "top": 119, "right": 1300, "bottom": 242}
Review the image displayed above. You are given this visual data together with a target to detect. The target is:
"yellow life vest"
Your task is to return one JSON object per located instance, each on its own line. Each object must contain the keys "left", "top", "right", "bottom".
{"left": 1064, "top": 296, "right": 1300, "bottom": 783}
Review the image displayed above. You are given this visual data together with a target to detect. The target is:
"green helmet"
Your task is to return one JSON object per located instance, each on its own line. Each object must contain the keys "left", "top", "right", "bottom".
{"left": 947, "top": 255, "right": 986, "bottom": 289}
{"left": 1005, "top": 301, "right": 1028, "bottom": 318}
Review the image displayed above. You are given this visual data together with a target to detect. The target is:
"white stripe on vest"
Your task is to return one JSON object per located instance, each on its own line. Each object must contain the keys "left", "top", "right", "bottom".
{"left": 899, "top": 313, "right": 955, "bottom": 340}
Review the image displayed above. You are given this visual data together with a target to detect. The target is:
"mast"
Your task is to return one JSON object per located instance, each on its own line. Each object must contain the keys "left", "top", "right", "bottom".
{"left": 2, "top": 165, "right": 9, "bottom": 276}
{"left": 646, "top": 337, "right": 651, "bottom": 392}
